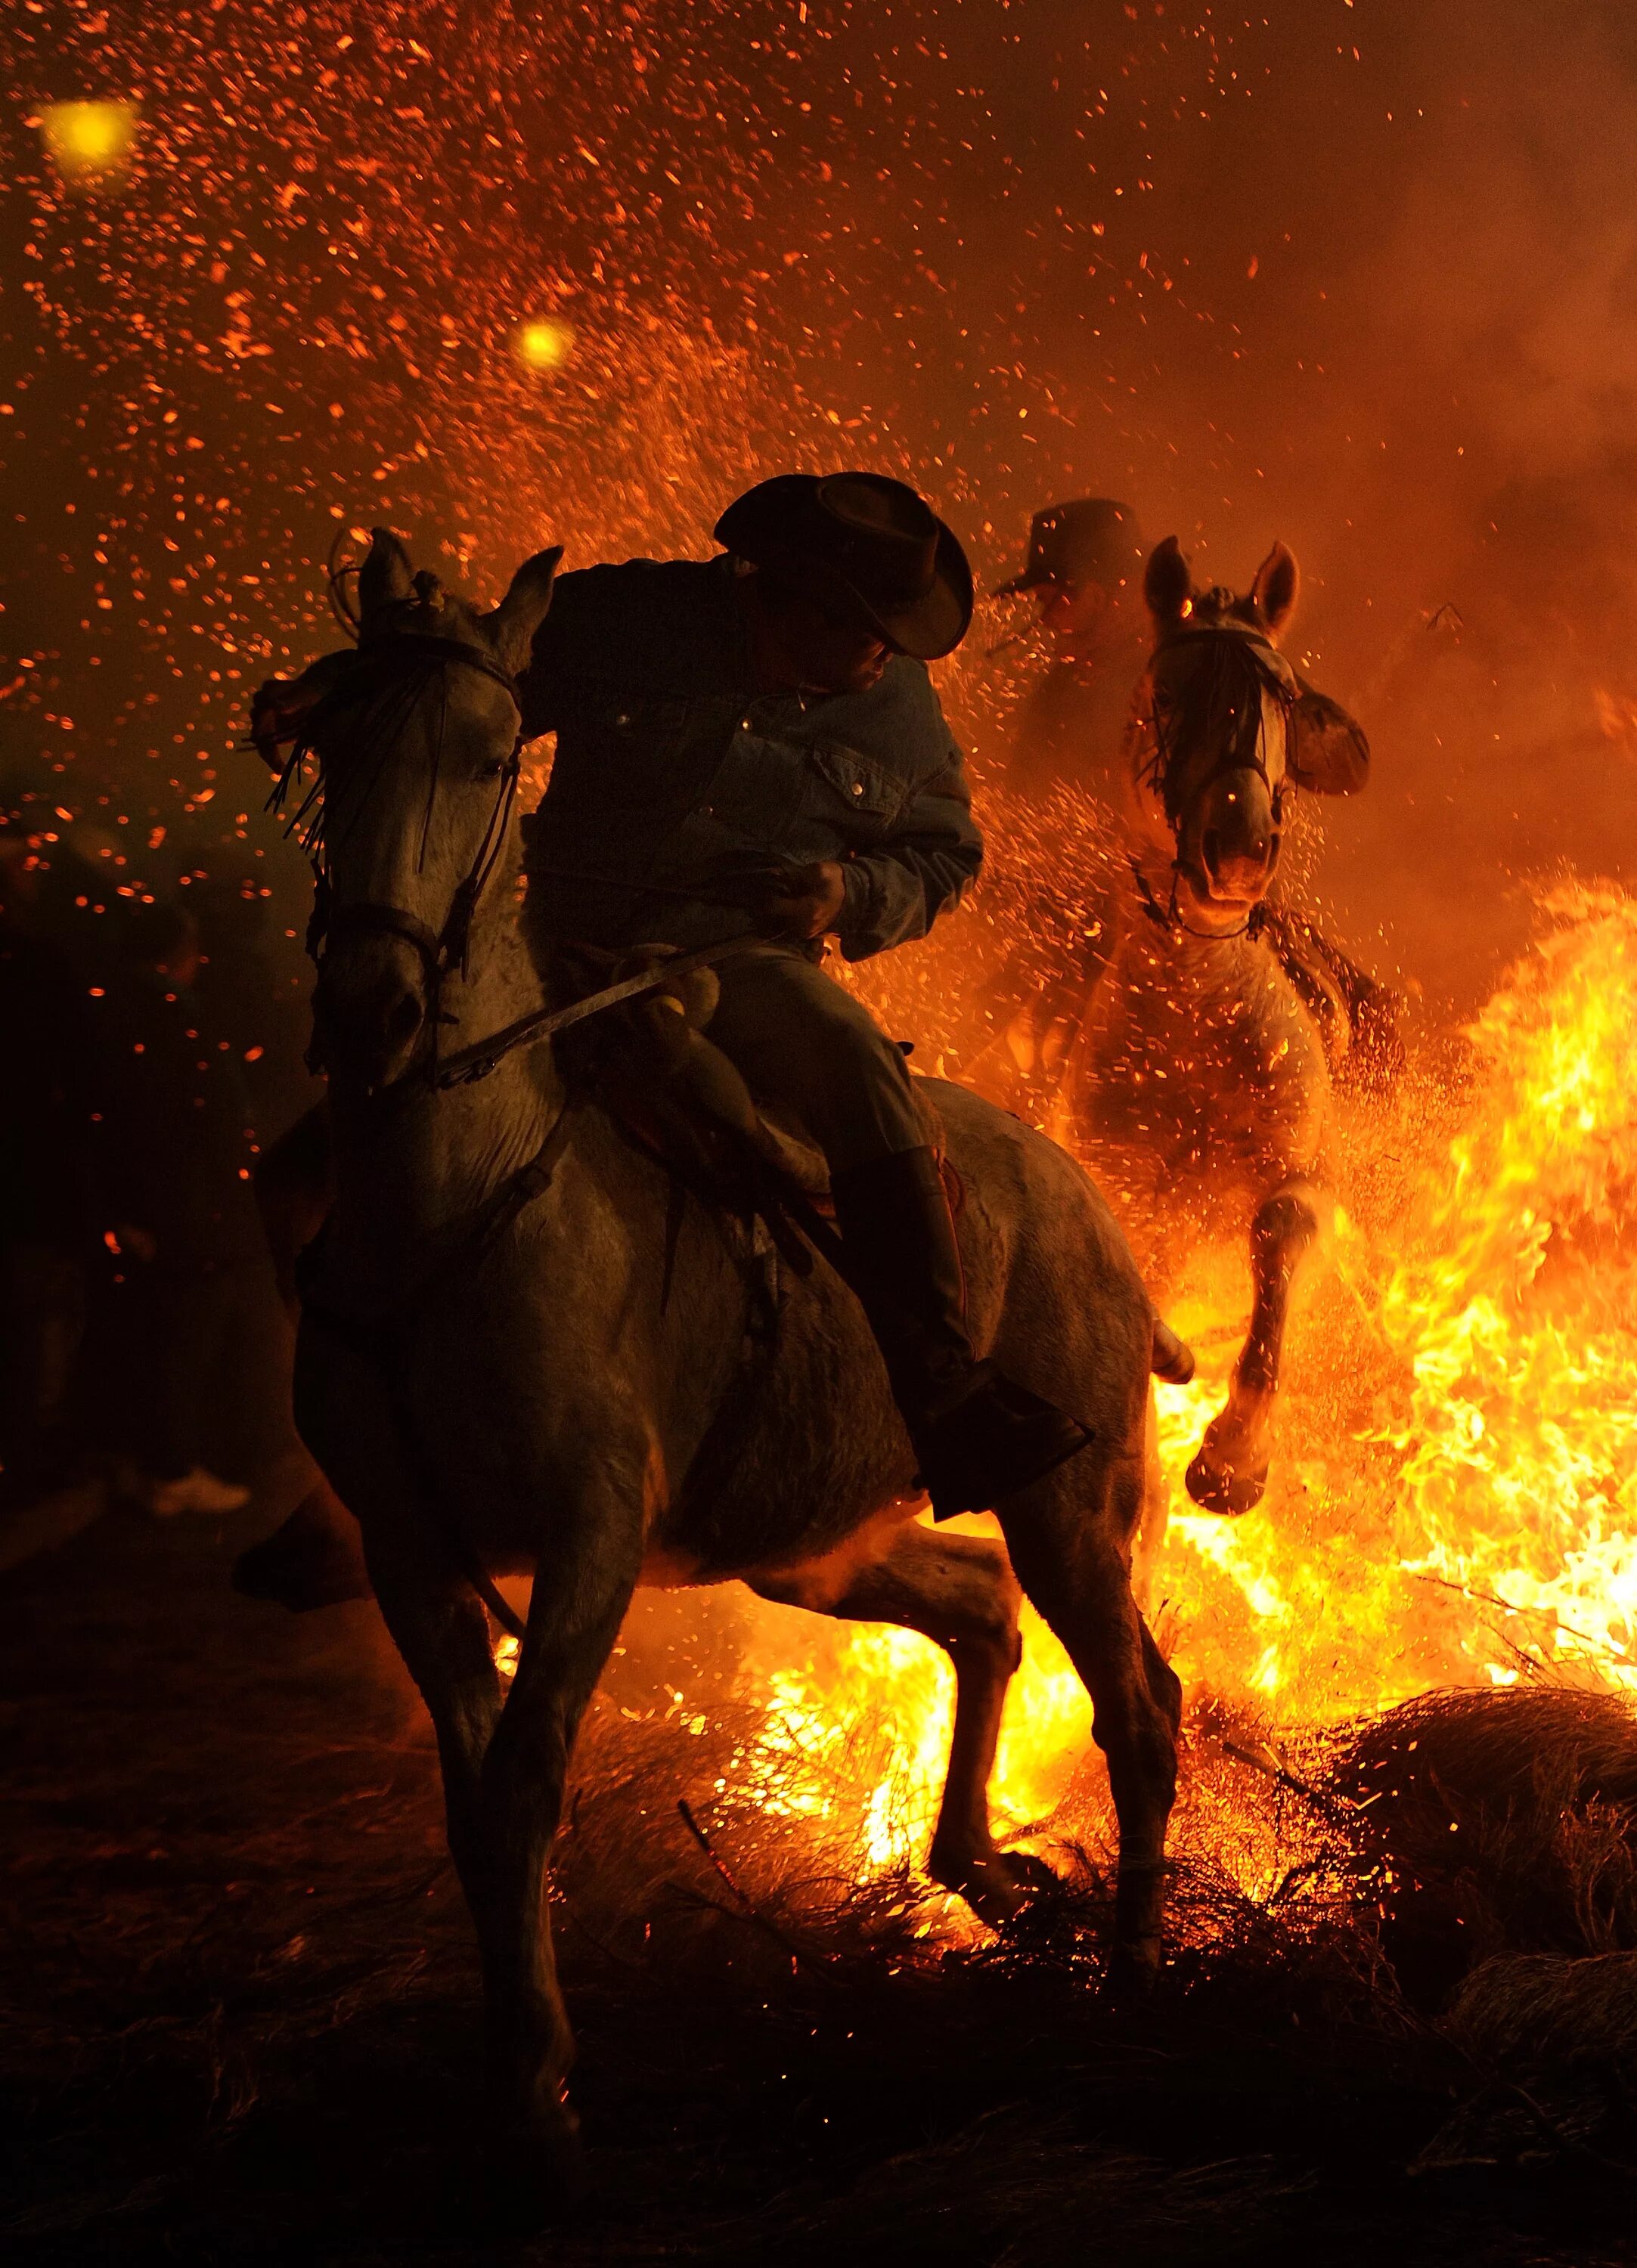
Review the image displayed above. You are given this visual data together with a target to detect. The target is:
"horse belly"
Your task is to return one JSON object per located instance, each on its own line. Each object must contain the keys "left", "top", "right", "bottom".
{"left": 660, "top": 1275, "right": 919, "bottom": 1581}
{"left": 1071, "top": 977, "right": 1330, "bottom": 1236}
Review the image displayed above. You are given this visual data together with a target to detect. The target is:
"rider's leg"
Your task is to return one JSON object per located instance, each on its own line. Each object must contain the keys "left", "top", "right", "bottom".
{"left": 705, "top": 946, "right": 1093, "bottom": 1517}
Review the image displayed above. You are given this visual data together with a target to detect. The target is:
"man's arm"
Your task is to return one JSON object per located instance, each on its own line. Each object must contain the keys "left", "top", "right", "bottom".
{"left": 833, "top": 749, "right": 983, "bottom": 962}
{"left": 1288, "top": 677, "right": 1369, "bottom": 795}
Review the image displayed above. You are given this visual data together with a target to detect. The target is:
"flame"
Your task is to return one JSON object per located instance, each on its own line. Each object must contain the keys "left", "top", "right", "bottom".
{"left": 494, "top": 885, "right": 1637, "bottom": 1903}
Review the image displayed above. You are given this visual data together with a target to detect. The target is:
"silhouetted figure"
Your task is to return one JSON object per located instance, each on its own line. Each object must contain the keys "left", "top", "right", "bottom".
{"left": 94, "top": 903, "right": 263, "bottom": 1515}
{"left": 994, "top": 497, "right": 1149, "bottom": 801}
{"left": 0, "top": 838, "right": 95, "bottom": 1500}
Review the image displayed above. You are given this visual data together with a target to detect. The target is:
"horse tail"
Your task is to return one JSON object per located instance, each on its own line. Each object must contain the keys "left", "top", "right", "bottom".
{"left": 1150, "top": 1316, "right": 1195, "bottom": 1385}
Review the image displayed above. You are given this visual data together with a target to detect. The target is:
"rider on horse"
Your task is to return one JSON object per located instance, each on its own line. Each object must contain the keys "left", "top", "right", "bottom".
{"left": 519, "top": 471, "right": 1090, "bottom": 1512}
{"left": 240, "top": 473, "right": 1095, "bottom": 1612}
{"left": 991, "top": 494, "right": 1402, "bottom": 1086}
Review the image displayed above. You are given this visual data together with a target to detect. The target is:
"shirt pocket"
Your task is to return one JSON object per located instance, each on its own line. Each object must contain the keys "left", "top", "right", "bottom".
{"left": 803, "top": 740, "right": 908, "bottom": 838}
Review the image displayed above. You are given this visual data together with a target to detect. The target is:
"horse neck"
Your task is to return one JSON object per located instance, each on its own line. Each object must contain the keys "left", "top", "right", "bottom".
{"left": 327, "top": 840, "right": 560, "bottom": 1247}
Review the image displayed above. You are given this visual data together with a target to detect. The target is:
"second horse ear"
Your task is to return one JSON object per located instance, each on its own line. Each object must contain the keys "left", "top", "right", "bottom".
{"left": 1144, "top": 536, "right": 1193, "bottom": 626}
{"left": 489, "top": 546, "right": 563, "bottom": 673}
{"left": 1251, "top": 541, "right": 1300, "bottom": 634}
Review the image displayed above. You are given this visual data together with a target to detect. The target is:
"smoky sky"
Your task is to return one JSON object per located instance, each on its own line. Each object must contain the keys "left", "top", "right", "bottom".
{"left": 2, "top": 0, "right": 1635, "bottom": 1007}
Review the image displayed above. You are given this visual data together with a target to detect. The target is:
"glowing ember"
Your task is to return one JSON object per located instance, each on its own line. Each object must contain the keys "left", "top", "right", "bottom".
{"left": 38, "top": 101, "right": 141, "bottom": 187}
{"left": 513, "top": 318, "right": 575, "bottom": 374}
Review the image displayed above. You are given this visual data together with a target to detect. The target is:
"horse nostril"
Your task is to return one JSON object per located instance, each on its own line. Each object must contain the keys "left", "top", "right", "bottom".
{"left": 386, "top": 991, "right": 423, "bottom": 1051}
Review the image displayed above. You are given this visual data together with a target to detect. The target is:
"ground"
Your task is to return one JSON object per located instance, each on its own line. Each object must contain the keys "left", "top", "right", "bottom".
{"left": 4, "top": 1493, "right": 1635, "bottom": 2266}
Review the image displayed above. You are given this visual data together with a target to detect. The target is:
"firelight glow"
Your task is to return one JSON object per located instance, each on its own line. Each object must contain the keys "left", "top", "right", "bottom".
{"left": 514, "top": 318, "right": 575, "bottom": 373}
{"left": 39, "top": 101, "right": 141, "bottom": 186}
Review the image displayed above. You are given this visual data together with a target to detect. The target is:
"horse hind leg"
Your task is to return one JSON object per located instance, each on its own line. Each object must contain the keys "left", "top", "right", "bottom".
{"left": 750, "top": 1522, "right": 1045, "bottom": 1925}
{"left": 1186, "top": 1175, "right": 1329, "bottom": 1517}
{"left": 997, "top": 1448, "right": 1180, "bottom": 1987}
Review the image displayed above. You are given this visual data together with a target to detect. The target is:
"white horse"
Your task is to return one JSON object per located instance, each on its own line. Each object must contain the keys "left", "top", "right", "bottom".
{"left": 254, "top": 530, "right": 1184, "bottom": 2204}
{"left": 1058, "top": 537, "right": 1369, "bottom": 1514}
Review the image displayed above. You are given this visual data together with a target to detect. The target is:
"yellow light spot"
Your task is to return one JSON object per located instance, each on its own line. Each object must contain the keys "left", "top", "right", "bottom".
{"left": 514, "top": 318, "right": 574, "bottom": 373}
{"left": 40, "top": 101, "right": 140, "bottom": 187}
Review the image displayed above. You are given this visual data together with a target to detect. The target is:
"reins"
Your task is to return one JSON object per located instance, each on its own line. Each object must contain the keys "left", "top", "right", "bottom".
{"left": 1128, "top": 855, "right": 1267, "bottom": 945}
{"left": 432, "top": 931, "right": 769, "bottom": 1088}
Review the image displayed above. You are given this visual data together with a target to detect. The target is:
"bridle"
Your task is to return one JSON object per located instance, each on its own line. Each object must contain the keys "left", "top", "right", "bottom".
{"left": 1132, "top": 619, "right": 1296, "bottom": 942}
{"left": 266, "top": 631, "right": 526, "bottom": 1086}
{"left": 267, "top": 630, "right": 770, "bottom": 1099}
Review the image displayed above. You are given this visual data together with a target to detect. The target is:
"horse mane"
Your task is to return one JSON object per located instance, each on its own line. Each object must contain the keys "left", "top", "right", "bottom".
{"left": 253, "top": 646, "right": 448, "bottom": 870}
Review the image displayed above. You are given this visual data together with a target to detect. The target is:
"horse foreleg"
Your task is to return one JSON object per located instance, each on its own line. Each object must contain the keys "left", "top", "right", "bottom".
{"left": 752, "top": 1521, "right": 1037, "bottom": 1924}
{"left": 476, "top": 1500, "right": 640, "bottom": 2196}
{"left": 293, "top": 1325, "right": 501, "bottom": 1910}
{"left": 1000, "top": 1453, "right": 1180, "bottom": 1988}
{"left": 1186, "top": 1176, "right": 1329, "bottom": 1517}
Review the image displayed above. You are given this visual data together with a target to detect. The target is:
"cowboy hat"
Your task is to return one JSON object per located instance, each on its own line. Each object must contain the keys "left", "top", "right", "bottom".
{"left": 715, "top": 471, "right": 974, "bottom": 662}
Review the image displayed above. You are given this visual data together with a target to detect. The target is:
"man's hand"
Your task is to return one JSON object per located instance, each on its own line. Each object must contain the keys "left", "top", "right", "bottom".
{"left": 758, "top": 859, "right": 848, "bottom": 941}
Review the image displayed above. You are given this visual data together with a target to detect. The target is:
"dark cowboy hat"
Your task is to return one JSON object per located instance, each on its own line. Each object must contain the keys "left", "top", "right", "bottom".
{"left": 994, "top": 497, "right": 1144, "bottom": 597}
{"left": 715, "top": 472, "right": 974, "bottom": 661}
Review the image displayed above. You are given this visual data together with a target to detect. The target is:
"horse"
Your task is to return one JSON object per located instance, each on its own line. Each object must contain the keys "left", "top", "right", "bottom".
{"left": 1054, "top": 536, "right": 1369, "bottom": 1517}
{"left": 253, "top": 527, "right": 1183, "bottom": 2201}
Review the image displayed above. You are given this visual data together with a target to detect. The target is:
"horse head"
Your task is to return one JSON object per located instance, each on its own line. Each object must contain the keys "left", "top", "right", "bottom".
{"left": 1124, "top": 536, "right": 1368, "bottom": 937}
{"left": 253, "top": 529, "right": 560, "bottom": 1094}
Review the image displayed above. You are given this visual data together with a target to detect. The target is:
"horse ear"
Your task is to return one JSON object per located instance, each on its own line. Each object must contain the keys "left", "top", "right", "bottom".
{"left": 1144, "top": 537, "right": 1192, "bottom": 626}
{"left": 358, "top": 527, "right": 414, "bottom": 622}
{"left": 1251, "top": 541, "right": 1299, "bottom": 634}
{"left": 488, "top": 545, "right": 563, "bottom": 672}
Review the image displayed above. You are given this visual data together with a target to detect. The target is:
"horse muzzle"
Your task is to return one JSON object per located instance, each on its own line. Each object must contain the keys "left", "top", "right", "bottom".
{"left": 1192, "top": 767, "right": 1281, "bottom": 908}
{"left": 310, "top": 934, "right": 430, "bottom": 1095}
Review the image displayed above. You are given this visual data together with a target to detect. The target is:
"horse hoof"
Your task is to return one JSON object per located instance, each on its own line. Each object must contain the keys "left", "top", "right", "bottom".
{"left": 483, "top": 2091, "right": 588, "bottom": 2229}
{"left": 930, "top": 1842, "right": 1058, "bottom": 1926}
{"left": 1184, "top": 1448, "right": 1267, "bottom": 1517}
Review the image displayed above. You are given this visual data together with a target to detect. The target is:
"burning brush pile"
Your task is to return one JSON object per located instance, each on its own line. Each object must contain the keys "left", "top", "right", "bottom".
{"left": 536, "top": 878, "right": 1637, "bottom": 2181}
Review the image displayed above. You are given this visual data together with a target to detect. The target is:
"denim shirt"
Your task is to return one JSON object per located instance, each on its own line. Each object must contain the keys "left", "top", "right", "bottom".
{"left": 518, "top": 555, "right": 982, "bottom": 960}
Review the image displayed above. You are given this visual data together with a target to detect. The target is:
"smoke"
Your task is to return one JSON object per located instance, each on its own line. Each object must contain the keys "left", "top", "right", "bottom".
{"left": 1, "top": 0, "right": 1634, "bottom": 1006}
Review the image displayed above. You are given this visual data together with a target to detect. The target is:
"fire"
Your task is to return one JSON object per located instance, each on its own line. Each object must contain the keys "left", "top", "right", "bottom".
{"left": 731, "top": 881, "right": 1637, "bottom": 1867}
{"left": 496, "top": 884, "right": 1637, "bottom": 1901}
{"left": 514, "top": 318, "right": 575, "bottom": 373}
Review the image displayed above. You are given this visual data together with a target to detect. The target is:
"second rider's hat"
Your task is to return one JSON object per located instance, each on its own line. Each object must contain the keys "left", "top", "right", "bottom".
{"left": 715, "top": 472, "right": 975, "bottom": 661}
{"left": 994, "top": 497, "right": 1144, "bottom": 597}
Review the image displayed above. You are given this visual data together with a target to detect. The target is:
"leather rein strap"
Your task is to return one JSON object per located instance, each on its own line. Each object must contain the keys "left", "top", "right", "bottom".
{"left": 433, "top": 931, "right": 768, "bottom": 1089}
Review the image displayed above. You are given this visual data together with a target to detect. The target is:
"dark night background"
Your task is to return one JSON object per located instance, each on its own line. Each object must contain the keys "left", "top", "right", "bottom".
{"left": 5, "top": 0, "right": 1637, "bottom": 1015}
{"left": 6, "top": 7, "right": 1637, "bottom": 2262}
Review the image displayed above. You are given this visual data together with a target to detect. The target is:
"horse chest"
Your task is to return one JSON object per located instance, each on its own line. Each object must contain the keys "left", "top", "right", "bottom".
{"left": 1075, "top": 942, "right": 1329, "bottom": 1196}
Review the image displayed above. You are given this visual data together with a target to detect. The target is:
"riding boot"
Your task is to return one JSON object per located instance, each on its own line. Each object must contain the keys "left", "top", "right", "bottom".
{"left": 828, "top": 1146, "right": 1093, "bottom": 1520}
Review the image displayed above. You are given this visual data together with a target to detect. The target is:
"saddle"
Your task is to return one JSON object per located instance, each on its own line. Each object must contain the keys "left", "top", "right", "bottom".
{"left": 547, "top": 943, "right": 956, "bottom": 1278}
